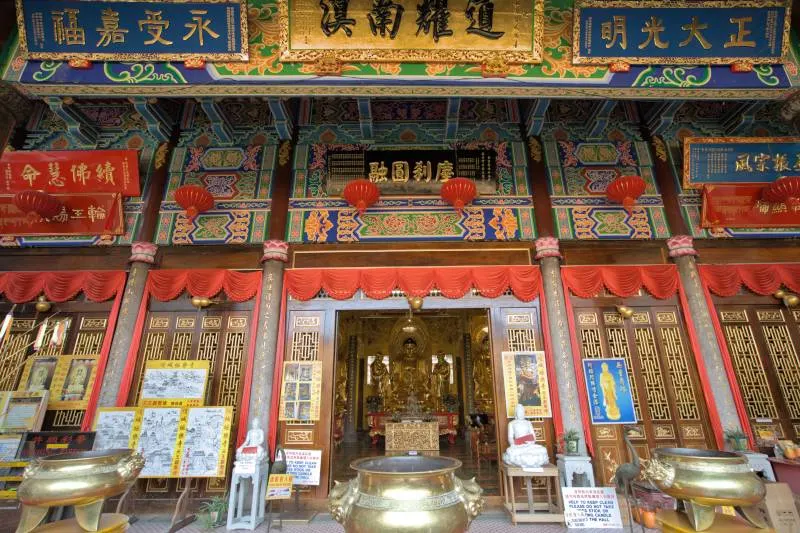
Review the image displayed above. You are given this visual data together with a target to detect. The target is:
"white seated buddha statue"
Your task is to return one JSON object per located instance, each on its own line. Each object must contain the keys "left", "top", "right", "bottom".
{"left": 236, "top": 417, "right": 267, "bottom": 463}
{"left": 503, "top": 404, "right": 549, "bottom": 469}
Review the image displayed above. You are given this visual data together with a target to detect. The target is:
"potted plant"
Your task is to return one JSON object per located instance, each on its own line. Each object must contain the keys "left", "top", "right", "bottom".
{"left": 724, "top": 428, "right": 749, "bottom": 452}
{"left": 198, "top": 495, "right": 228, "bottom": 529}
{"left": 559, "top": 429, "right": 581, "bottom": 456}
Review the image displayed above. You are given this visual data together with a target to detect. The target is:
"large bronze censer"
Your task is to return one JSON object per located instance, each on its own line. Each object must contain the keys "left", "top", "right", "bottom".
{"left": 16, "top": 449, "right": 144, "bottom": 533}
{"left": 329, "top": 456, "right": 484, "bottom": 533}
{"left": 643, "top": 448, "right": 768, "bottom": 531}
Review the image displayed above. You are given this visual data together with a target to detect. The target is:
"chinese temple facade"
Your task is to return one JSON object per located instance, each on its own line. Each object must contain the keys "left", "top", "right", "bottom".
{"left": 1, "top": 0, "right": 800, "bottom": 510}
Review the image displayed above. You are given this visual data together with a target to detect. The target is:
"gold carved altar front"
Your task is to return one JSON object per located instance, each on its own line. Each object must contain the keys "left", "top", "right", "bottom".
{"left": 385, "top": 421, "right": 439, "bottom": 452}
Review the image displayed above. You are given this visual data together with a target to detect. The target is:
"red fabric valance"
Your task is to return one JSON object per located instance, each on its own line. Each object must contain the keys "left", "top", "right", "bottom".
{"left": 0, "top": 271, "right": 125, "bottom": 303}
{"left": 148, "top": 269, "right": 261, "bottom": 302}
{"left": 699, "top": 264, "right": 800, "bottom": 297}
{"left": 561, "top": 265, "right": 678, "bottom": 299}
{"left": 284, "top": 266, "right": 541, "bottom": 302}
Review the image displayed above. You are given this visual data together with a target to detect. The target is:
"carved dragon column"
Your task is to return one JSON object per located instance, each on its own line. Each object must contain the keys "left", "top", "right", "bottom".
{"left": 667, "top": 236, "right": 744, "bottom": 438}
{"left": 98, "top": 242, "right": 158, "bottom": 407}
{"left": 247, "top": 240, "right": 288, "bottom": 443}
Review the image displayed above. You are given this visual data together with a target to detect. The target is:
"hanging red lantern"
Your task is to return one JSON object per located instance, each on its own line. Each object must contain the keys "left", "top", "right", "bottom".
{"left": 606, "top": 175, "right": 646, "bottom": 214}
{"left": 762, "top": 176, "right": 800, "bottom": 209}
{"left": 13, "top": 190, "right": 61, "bottom": 219}
{"left": 174, "top": 185, "right": 214, "bottom": 220}
{"left": 343, "top": 179, "right": 380, "bottom": 214}
{"left": 440, "top": 178, "right": 477, "bottom": 213}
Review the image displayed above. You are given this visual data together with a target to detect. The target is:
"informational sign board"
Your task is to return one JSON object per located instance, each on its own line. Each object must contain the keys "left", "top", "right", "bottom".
{"left": 283, "top": 449, "right": 322, "bottom": 486}
{"left": 562, "top": 487, "right": 623, "bottom": 529}
{"left": 266, "top": 474, "right": 294, "bottom": 500}
{"left": 701, "top": 184, "right": 800, "bottom": 229}
{"left": 18, "top": 431, "right": 95, "bottom": 459}
{"left": 0, "top": 391, "right": 48, "bottom": 433}
{"left": 140, "top": 360, "right": 210, "bottom": 407}
{"left": 583, "top": 358, "right": 637, "bottom": 425}
{"left": 279, "top": 361, "right": 323, "bottom": 423}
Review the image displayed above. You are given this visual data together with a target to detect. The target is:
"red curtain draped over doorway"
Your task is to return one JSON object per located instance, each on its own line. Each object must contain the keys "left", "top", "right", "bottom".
{"left": 284, "top": 266, "right": 542, "bottom": 301}
{"left": 560, "top": 264, "right": 729, "bottom": 452}
{"left": 118, "top": 269, "right": 262, "bottom": 445}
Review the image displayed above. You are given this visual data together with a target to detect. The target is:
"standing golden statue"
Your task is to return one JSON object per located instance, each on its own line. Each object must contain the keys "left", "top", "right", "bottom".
{"left": 599, "top": 362, "right": 621, "bottom": 421}
{"left": 370, "top": 354, "right": 390, "bottom": 400}
{"left": 431, "top": 352, "right": 451, "bottom": 409}
{"left": 473, "top": 336, "right": 494, "bottom": 412}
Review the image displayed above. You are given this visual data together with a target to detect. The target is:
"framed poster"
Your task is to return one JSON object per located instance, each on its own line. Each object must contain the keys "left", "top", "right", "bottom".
{"left": 279, "top": 361, "right": 322, "bottom": 422}
{"left": 18, "top": 431, "right": 95, "bottom": 459}
{"left": 49, "top": 356, "right": 98, "bottom": 410}
{"left": 583, "top": 358, "right": 637, "bottom": 425}
{"left": 93, "top": 407, "right": 140, "bottom": 450}
{"left": 501, "top": 351, "right": 551, "bottom": 418}
{"left": 134, "top": 407, "right": 182, "bottom": 478}
{"left": 17, "top": 357, "right": 58, "bottom": 394}
{"left": 140, "top": 360, "right": 210, "bottom": 407}
{"left": 0, "top": 434, "right": 23, "bottom": 462}
{"left": 177, "top": 406, "right": 233, "bottom": 478}
{"left": 0, "top": 391, "right": 48, "bottom": 433}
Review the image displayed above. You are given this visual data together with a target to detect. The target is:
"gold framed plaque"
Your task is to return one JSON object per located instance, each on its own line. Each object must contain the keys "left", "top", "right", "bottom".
{"left": 279, "top": 0, "right": 544, "bottom": 63}
{"left": 49, "top": 356, "right": 98, "bottom": 410}
{"left": 501, "top": 351, "right": 552, "bottom": 419}
{"left": 279, "top": 361, "right": 322, "bottom": 423}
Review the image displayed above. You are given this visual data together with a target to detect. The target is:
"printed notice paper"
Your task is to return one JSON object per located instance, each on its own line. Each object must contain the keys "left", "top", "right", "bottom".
{"left": 562, "top": 487, "right": 623, "bottom": 529}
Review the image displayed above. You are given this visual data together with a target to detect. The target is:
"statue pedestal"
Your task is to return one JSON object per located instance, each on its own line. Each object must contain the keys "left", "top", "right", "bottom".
{"left": 226, "top": 459, "right": 268, "bottom": 531}
{"left": 556, "top": 454, "right": 595, "bottom": 487}
{"left": 657, "top": 510, "right": 774, "bottom": 533}
{"left": 743, "top": 452, "right": 776, "bottom": 481}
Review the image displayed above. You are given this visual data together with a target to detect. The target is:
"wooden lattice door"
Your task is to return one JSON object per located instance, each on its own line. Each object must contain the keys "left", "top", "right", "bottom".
{"left": 572, "top": 303, "right": 715, "bottom": 485}
{"left": 129, "top": 302, "right": 252, "bottom": 497}
{"left": 715, "top": 303, "right": 800, "bottom": 444}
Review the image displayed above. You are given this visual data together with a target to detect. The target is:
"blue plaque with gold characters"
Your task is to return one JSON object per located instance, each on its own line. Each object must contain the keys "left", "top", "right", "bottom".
{"left": 573, "top": 0, "right": 791, "bottom": 65}
{"left": 683, "top": 137, "right": 800, "bottom": 189}
{"left": 16, "top": 0, "right": 248, "bottom": 61}
{"left": 583, "top": 358, "right": 636, "bottom": 425}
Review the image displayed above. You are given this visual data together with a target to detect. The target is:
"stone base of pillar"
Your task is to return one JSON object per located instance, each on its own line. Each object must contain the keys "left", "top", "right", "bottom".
{"left": 557, "top": 454, "right": 596, "bottom": 487}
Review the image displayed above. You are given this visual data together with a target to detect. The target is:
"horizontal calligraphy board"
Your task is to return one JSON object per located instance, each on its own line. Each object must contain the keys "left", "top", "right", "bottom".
{"left": 0, "top": 193, "right": 124, "bottom": 236}
{"left": 702, "top": 183, "right": 800, "bottom": 228}
{"left": 573, "top": 0, "right": 790, "bottom": 65}
{"left": 17, "top": 0, "right": 248, "bottom": 61}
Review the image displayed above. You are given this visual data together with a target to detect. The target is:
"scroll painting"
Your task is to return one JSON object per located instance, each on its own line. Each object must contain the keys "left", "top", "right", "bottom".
{"left": 501, "top": 351, "right": 551, "bottom": 418}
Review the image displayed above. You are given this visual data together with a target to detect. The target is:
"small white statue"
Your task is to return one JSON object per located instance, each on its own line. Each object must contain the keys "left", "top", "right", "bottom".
{"left": 236, "top": 417, "right": 266, "bottom": 462}
{"left": 503, "top": 404, "right": 549, "bottom": 469}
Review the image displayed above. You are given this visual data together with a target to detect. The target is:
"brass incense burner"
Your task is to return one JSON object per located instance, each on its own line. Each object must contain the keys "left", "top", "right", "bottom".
{"left": 16, "top": 449, "right": 144, "bottom": 533}
{"left": 643, "top": 448, "right": 767, "bottom": 531}
{"left": 329, "top": 456, "right": 484, "bottom": 533}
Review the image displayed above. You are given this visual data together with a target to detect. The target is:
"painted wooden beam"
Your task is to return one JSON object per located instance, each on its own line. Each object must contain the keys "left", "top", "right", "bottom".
{"left": 644, "top": 100, "right": 685, "bottom": 136}
{"left": 723, "top": 101, "right": 768, "bottom": 136}
{"left": 268, "top": 98, "right": 295, "bottom": 141}
{"left": 445, "top": 97, "right": 461, "bottom": 141}
{"left": 525, "top": 98, "right": 550, "bottom": 137}
{"left": 44, "top": 97, "right": 98, "bottom": 147}
{"left": 198, "top": 97, "right": 234, "bottom": 145}
{"left": 587, "top": 100, "right": 617, "bottom": 139}
{"left": 357, "top": 97, "right": 373, "bottom": 143}
{"left": 130, "top": 97, "right": 174, "bottom": 142}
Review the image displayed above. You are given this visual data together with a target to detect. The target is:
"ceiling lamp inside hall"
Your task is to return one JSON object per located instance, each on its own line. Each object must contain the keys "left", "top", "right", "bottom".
{"left": 174, "top": 185, "right": 215, "bottom": 220}
{"left": 13, "top": 190, "right": 62, "bottom": 219}
{"left": 762, "top": 176, "right": 800, "bottom": 209}
{"left": 343, "top": 179, "right": 380, "bottom": 214}
{"left": 606, "top": 175, "right": 646, "bottom": 214}
{"left": 440, "top": 178, "right": 477, "bottom": 213}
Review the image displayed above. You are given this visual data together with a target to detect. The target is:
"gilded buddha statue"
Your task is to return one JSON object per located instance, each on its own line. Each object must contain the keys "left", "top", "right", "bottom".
{"left": 431, "top": 352, "right": 451, "bottom": 409}
{"left": 599, "top": 362, "right": 622, "bottom": 421}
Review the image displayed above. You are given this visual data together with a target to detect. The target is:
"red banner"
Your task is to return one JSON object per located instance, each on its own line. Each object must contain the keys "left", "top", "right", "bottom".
{"left": 701, "top": 184, "right": 800, "bottom": 228}
{"left": 0, "top": 193, "right": 123, "bottom": 235}
{"left": 0, "top": 150, "right": 140, "bottom": 196}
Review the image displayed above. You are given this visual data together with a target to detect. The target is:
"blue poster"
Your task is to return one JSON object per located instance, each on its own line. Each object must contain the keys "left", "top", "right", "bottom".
{"left": 583, "top": 358, "right": 637, "bottom": 425}
{"left": 683, "top": 137, "right": 800, "bottom": 189}
{"left": 17, "top": 0, "right": 247, "bottom": 61}
{"left": 574, "top": 1, "right": 789, "bottom": 65}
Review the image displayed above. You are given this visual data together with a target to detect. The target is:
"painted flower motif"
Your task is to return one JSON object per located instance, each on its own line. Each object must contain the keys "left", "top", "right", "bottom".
{"left": 489, "top": 208, "right": 518, "bottom": 240}
{"left": 304, "top": 210, "right": 334, "bottom": 242}
{"left": 381, "top": 214, "right": 408, "bottom": 235}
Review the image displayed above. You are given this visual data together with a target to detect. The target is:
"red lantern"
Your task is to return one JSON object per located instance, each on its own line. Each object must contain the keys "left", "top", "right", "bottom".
{"left": 440, "top": 178, "right": 477, "bottom": 213}
{"left": 343, "top": 179, "right": 380, "bottom": 214}
{"left": 174, "top": 185, "right": 214, "bottom": 220}
{"left": 606, "top": 175, "right": 646, "bottom": 214}
{"left": 762, "top": 176, "right": 800, "bottom": 209}
{"left": 13, "top": 190, "right": 61, "bottom": 219}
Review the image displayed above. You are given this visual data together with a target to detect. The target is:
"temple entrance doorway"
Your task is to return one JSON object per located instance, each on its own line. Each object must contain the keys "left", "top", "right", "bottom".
{"left": 330, "top": 308, "right": 502, "bottom": 495}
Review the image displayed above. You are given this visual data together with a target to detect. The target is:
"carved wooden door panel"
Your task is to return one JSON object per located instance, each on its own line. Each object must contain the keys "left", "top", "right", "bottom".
{"left": 572, "top": 305, "right": 714, "bottom": 486}
{"left": 129, "top": 305, "right": 252, "bottom": 498}
{"left": 715, "top": 305, "right": 800, "bottom": 444}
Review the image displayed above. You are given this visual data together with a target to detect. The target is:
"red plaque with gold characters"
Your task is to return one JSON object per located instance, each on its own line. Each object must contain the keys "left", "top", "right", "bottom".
{"left": 0, "top": 150, "right": 140, "bottom": 196}
{"left": 0, "top": 193, "right": 124, "bottom": 236}
{"left": 701, "top": 184, "right": 800, "bottom": 228}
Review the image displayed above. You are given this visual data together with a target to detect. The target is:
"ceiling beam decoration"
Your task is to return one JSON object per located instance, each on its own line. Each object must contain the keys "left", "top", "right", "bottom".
{"left": 130, "top": 97, "right": 174, "bottom": 142}
{"left": 445, "top": 98, "right": 461, "bottom": 142}
{"left": 525, "top": 98, "right": 551, "bottom": 137}
{"left": 587, "top": 100, "right": 617, "bottom": 139}
{"left": 644, "top": 100, "right": 685, "bottom": 136}
{"left": 723, "top": 101, "right": 768, "bottom": 136}
{"left": 267, "top": 98, "right": 294, "bottom": 141}
{"left": 198, "top": 98, "right": 234, "bottom": 145}
{"left": 44, "top": 97, "right": 98, "bottom": 147}
{"left": 357, "top": 97, "right": 373, "bottom": 144}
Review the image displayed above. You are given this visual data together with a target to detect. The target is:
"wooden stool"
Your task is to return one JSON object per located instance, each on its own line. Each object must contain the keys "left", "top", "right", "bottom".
{"left": 501, "top": 463, "right": 564, "bottom": 524}
{"left": 657, "top": 510, "right": 775, "bottom": 533}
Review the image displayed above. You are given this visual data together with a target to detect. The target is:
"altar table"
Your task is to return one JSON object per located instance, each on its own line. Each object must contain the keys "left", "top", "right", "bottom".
{"left": 385, "top": 422, "right": 439, "bottom": 452}
{"left": 368, "top": 412, "right": 457, "bottom": 446}
{"left": 501, "top": 463, "right": 564, "bottom": 525}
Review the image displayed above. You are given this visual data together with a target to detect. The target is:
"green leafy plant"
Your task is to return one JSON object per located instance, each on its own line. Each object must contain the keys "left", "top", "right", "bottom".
{"left": 198, "top": 495, "right": 228, "bottom": 529}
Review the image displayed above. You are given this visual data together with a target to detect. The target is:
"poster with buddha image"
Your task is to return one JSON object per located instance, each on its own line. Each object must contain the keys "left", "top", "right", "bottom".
{"left": 501, "top": 351, "right": 551, "bottom": 418}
